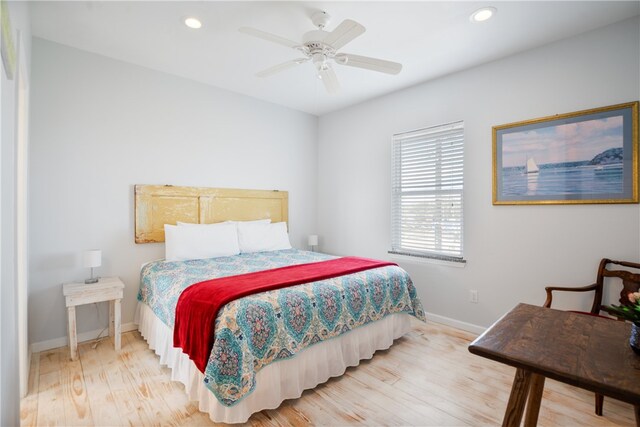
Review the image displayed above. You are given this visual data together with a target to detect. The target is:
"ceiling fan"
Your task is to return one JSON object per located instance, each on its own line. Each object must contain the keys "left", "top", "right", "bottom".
{"left": 239, "top": 11, "right": 403, "bottom": 94}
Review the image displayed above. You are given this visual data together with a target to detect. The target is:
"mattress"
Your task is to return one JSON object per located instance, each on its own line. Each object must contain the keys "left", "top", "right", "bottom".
{"left": 135, "top": 249, "right": 425, "bottom": 423}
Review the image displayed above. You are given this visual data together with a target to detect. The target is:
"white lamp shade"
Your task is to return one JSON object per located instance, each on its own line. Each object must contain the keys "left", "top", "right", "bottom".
{"left": 83, "top": 250, "right": 102, "bottom": 268}
{"left": 308, "top": 235, "right": 318, "bottom": 246}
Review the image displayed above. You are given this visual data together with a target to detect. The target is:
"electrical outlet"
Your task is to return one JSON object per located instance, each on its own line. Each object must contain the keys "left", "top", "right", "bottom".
{"left": 469, "top": 290, "right": 479, "bottom": 303}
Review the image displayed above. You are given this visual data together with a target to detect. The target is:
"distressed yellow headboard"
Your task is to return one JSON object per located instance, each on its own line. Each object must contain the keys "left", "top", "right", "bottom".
{"left": 134, "top": 185, "right": 289, "bottom": 243}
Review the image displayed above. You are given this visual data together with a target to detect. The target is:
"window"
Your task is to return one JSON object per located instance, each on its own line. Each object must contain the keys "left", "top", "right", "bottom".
{"left": 390, "top": 121, "right": 465, "bottom": 262}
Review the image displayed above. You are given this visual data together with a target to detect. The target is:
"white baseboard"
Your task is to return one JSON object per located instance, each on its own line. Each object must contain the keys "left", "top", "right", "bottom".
{"left": 424, "top": 312, "right": 486, "bottom": 336}
{"left": 30, "top": 322, "right": 138, "bottom": 353}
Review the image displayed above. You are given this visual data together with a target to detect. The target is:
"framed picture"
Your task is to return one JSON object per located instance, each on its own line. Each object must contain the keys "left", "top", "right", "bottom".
{"left": 493, "top": 101, "right": 638, "bottom": 205}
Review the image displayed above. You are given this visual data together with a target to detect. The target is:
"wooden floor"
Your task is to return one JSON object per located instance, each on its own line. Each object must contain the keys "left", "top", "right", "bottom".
{"left": 21, "top": 320, "right": 636, "bottom": 426}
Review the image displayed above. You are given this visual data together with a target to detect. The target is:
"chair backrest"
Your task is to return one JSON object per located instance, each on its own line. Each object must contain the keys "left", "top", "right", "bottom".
{"left": 591, "top": 258, "right": 640, "bottom": 314}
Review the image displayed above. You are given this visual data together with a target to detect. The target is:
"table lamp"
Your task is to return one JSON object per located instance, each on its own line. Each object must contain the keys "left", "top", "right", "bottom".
{"left": 83, "top": 249, "right": 101, "bottom": 284}
{"left": 308, "top": 235, "right": 318, "bottom": 252}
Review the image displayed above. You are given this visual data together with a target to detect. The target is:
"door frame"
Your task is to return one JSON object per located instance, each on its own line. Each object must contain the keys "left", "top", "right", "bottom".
{"left": 15, "top": 30, "right": 29, "bottom": 398}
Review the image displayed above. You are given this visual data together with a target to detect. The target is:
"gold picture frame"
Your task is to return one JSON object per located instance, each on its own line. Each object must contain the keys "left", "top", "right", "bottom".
{"left": 493, "top": 101, "right": 638, "bottom": 205}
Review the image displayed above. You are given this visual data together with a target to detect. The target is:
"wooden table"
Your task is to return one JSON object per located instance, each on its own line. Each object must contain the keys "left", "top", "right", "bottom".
{"left": 63, "top": 277, "right": 124, "bottom": 361}
{"left": 468, "top": 303, "right": 640, "bottom": 426}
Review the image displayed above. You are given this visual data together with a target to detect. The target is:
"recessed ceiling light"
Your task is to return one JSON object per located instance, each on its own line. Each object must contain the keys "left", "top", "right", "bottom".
{"left": 470, "top": 7, "right": 497, "bottom": 23}
{"left": 184, "top": 17, "right": 202, "bottom": 29}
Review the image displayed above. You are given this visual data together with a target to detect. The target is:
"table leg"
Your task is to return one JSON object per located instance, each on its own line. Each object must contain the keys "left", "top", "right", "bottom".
{"left": 502, "top": 368, "right": 532, "bottom": 427}
{"left": 109, "top": 300, "right": 115, "bottom": 338}
{"left": 114, "top": 298, "right": 121, "bottom": 351}
{"left": 67, "top": 306, "right": 78, "bottom": 361}
{"left": 524, "top": 374, "right": 545, "bottom": 427}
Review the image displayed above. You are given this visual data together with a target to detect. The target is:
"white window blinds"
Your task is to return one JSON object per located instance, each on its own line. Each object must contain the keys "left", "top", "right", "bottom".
{"left": 391, "top": 121, "right": 464, "bottom": 260}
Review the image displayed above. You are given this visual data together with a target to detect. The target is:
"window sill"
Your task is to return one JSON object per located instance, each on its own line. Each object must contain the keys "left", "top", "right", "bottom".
{"left": 388, "top": 251, "right": 466, "bottom": 268}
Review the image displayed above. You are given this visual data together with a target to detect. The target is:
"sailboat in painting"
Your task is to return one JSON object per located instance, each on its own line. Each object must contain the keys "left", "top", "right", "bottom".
{"left": 525, "top": 156, "right": 539, "bottom": 174}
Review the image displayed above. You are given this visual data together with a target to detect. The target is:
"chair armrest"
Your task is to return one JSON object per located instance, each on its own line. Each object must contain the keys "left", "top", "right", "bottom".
{"left": 543, "top": 283, "right": 598, "bottom": 308}
{"left": 610, "top": 259, "right": 640, "bottom": 270}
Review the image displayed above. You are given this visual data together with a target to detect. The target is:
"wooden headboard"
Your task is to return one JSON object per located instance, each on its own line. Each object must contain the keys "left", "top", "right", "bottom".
{"left": 134, "top": 185, "right": 289, "bottom": 243}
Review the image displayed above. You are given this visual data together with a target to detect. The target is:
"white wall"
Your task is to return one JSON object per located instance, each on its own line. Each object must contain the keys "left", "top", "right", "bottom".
{"left": 1, "top": 2, "right": 31, "bottom": 425}
{"left": 29, "top": 38, "right": 318, "bottom": 345}
{"left": 318, "top": 17, "right": 640, "bottom": 330}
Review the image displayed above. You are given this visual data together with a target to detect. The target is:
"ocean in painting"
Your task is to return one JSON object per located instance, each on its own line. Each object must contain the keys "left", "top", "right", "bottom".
{"left": 501, "top": 161, "right": 623, "bottom": 196}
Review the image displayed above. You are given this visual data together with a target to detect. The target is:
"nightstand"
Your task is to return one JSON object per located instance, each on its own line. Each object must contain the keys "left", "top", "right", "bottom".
{"left": 62, "top": 276, "right": 125, "bottom": 361}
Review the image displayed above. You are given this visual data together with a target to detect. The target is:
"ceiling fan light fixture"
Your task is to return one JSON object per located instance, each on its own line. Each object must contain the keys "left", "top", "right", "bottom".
{"left": 470, "top": 7, "right": 496, "bottom": 23}
{"left": 312, "top": 53, "right": 330, "bottom": 71}
{"left": 184, "top": 17, "right": 202, "bottom": 29}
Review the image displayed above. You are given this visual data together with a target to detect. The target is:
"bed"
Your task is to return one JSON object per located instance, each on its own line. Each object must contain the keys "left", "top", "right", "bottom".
{"left": 133, "top": 185, "right": 425, "bottom": 423}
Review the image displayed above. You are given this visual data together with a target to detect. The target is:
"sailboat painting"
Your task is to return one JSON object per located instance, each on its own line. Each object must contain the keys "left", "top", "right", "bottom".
{"left": 493, "top": 102, "right": 638, "bottom": 205}
{"left": 525, "top": 157, "right": 539, "bottom": 174}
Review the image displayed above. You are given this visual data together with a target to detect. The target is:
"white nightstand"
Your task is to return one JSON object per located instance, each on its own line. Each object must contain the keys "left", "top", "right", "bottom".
{"left": 62, "top": 276, "right": 125, "bottom": 361}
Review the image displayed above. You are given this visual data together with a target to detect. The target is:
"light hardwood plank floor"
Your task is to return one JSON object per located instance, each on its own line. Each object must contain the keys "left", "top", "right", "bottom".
{"left": 21, "top": 320, "right": 636, "bottom": 426}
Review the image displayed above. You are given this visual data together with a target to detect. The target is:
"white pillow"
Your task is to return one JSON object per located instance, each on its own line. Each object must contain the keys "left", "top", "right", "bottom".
{"left": 237, "top": 221, "right": 292, "bottom": 253}
{"left": 164, "top": 223, "right": 239, "bottom": 261}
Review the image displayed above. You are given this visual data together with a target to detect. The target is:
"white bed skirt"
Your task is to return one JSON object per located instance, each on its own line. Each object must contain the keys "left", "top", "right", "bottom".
{"left": 134, "top": 302, "right": 411, "bottom": 424}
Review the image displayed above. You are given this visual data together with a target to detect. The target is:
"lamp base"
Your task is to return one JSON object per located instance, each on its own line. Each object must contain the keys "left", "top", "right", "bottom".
{"left": 84, "top": 277, "right": 99, "bottom": 284}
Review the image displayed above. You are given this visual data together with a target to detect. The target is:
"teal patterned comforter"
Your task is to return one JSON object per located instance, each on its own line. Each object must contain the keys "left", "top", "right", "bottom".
{"left": 138, "top": 249, "right": 425, "bottom": 406}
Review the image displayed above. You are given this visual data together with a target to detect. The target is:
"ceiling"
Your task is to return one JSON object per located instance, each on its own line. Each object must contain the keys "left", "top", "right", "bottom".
{"left": 29, "top": 1, "right": 640, "bottom": 116}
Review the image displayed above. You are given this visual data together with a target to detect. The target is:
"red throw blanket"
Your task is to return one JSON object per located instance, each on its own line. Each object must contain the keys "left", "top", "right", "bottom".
{"left": 174, "top": 256, "right": 396, "bottom": 372}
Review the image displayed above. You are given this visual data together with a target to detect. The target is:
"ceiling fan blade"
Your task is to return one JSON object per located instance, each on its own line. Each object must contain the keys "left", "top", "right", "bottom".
{"left": 239, "top": 27, "right": 300, "bottom": 49}
{"left": 334, "top": 53, "right": 402, "bottom": 75}
{"left": 322, "top": 19, "right": 365, "bottom": 50}
{"left": 318, "top": 67, "right": 340, "bottom": 94}
{"left": 256, "top": 58, "right": 309, "bottom": 78}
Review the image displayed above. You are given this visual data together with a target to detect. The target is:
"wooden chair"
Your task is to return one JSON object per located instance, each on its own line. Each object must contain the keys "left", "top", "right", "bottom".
{"left": 543, "top": 258, "right": 640, "bottom": 416}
